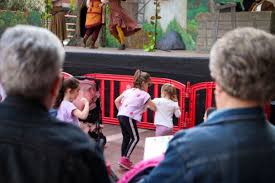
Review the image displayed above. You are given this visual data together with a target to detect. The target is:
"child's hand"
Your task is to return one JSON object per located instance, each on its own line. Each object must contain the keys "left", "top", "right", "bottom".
{"left": 81, "top": 97, "right": 89, "bottom": 105}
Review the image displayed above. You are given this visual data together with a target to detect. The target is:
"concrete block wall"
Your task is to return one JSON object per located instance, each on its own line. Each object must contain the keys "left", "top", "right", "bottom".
{"left": 196, "top": 11, "right": 275, "bottom": 51}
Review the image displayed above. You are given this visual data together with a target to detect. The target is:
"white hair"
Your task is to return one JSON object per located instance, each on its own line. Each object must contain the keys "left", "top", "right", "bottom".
{"left": 0, "top": 25, "right": 65, "bottom": 100}
{"left": 210, "top": 27, "right": 275, "bottom": 103}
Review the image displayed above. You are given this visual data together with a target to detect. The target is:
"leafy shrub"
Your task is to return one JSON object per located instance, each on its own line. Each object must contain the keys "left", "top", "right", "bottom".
{"left": 0, "top": 10, "right": 41, "bottom": 37}
{"left": 186, "top": 19, "right": 198, "bottom": 42}
{"left": 27, "top": 11, "right": 42, "bottom": 26}
{"left": 142, "top": 22, "right": 163, "bottom": 43}
{"left": 1, "top": 0, "right": 45, "bottom": 13}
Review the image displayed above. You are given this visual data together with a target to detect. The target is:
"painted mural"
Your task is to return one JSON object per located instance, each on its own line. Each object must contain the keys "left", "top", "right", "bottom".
{"left": 186, "top": 0, "right": 246, "bottom": 50}
{"left": 105, "top": 0, "right": 243, "bottom": 50}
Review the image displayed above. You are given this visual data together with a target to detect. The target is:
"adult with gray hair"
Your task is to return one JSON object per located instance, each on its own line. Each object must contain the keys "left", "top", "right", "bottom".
{"left": 0, "top": 25, "right": 110, "bottom": 183}
{"left": 134, "top": 27, "right": 275, "bottom": 183}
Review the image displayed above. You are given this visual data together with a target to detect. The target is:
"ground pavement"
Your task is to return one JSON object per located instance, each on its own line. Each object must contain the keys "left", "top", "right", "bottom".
{"left": 102, "top": 124, "right": 155, "bottom": 178}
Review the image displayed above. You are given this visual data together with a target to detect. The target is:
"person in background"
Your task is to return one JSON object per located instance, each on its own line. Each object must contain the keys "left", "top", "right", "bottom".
{"left": 242, "top": 0, "right": 255, "bottom": 11}
{"left": 249, "top": 0, "right": 275, "bottom": 11}
{"left": 83, "top": 0, "right": 104, "bottom": 48}
{"left": 138, "top": 27, "right": 275, "bottom": 183}
{"left": 55, "top": 77, "right": 90, "bottom": 126}
{"left": 0, "top": 25, "right": 110, "bottom": 183}
{"left": 151, "top": 83, "right": 181, "bottom": 136}
{"left": 50, "top": 0, "right": 67, "bottom": 44}
{"left": 108, "top": 0, "right": 141, "bottom": 50}
{"left": 115, "top": 70, "right": 156, "bottom": 170}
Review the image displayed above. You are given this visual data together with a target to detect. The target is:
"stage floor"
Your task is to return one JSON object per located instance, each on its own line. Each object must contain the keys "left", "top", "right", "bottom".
{"left": 64, "top": 46, "right": 211, "bottom": 84}
{"left": 65, "top": 46, "right": 209, "bottom": 59}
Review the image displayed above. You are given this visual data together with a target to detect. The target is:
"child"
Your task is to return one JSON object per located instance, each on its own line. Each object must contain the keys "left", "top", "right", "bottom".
{"left": 152, "top": 83, "right": 181, "bottom": 136}
{"left": 55, "top": 77, "right": 90, "bottom": 126}
{"left": 115, "top": 70, "right": 156, "bottom": 170}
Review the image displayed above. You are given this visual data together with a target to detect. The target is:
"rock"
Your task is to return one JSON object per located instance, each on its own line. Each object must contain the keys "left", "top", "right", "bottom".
{"left": 156, "top": 31, "right": 185, "bottom": 51}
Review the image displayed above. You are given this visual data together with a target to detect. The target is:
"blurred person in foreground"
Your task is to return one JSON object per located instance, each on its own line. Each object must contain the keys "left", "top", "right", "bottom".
{"left": 0, "top": 25, "right": 110, "bottom": 183}
{"left": 137, "top": 27, "right": 275, "bottom": 182}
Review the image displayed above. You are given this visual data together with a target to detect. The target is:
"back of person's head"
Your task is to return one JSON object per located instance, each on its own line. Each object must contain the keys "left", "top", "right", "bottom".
{"left": 210, "top": 27, "right": 275, "bottom": 104}
{"left": 133, "top": 69, "right": 151, "bottom": 89}
{"left": 54, "top": 77, "right": 80, "bottom": 108}
{"left": 161, "top": 83, "right": 178, "bottom": 102}
{"left": 0, "top": 25, "right": 64, "bottom": 101}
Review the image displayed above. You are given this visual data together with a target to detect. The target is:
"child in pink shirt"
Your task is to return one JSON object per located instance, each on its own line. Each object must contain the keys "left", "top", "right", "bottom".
{"left": 115, "top": 70, "right": 156, "bottom": 170}
{"left": 55, "top": 77, "right": 89, "bottom": 126}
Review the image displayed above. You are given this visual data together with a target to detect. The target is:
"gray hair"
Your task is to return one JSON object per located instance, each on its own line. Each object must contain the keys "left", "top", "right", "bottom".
{"left": 210, "top": 27, "right": 275, "bottom": 103}
{"left": 0, "top": 25, "right": 65, "bottom": 100}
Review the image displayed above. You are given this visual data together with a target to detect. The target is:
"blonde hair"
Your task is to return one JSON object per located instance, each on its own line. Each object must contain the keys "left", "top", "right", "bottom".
{"left": 133, "top": 69, "right": 151, "bottom": 89}
{"left": 161, "top": 83, "right": 178, "bottom": 102}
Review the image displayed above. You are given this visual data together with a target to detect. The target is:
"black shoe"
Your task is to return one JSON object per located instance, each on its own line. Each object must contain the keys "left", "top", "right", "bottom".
{"left": 118, "top": 44, "right": 126, "bottom": 50}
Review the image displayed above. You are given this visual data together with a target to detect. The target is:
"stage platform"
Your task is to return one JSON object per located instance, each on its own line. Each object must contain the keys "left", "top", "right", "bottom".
{"left": 64, "top": 46, "right": 211, "bottom": 84}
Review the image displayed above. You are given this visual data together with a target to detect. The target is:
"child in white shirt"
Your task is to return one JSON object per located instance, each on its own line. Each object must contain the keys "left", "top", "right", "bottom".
{"left": 152, "top": 83, "right": 181, "bottom": 136}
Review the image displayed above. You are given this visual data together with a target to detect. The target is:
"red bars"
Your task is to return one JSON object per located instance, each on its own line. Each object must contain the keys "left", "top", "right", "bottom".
{"left": 62, "top": 72, "right": 271, "bottom": 132}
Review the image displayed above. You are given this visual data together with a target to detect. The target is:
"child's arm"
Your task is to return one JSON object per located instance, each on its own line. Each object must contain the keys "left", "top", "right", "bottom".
{"left": 73, "top": 98, "right": 89, "bottom": 120}
{"left": 146, "top": 99, "right": 156, "bottom": 111}
{"left": 115, "top": 94, "right": 123, "bottom": 110}
{"left": 174, "top": 104, "right": 181, "bottom": 118}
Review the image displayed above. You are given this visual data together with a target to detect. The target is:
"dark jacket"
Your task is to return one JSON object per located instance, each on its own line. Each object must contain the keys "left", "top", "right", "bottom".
{"left": 0, "top": 96, "right": 110, "bottom": 183}
{"left": 249, "top": 1, "right": 275, "bottom": 11}
{"left": 140, "top": 107, "right": 275, "bottom": 183}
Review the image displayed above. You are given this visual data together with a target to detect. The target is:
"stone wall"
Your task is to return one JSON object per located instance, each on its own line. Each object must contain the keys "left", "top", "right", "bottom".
{"left": 196, "top": 11, "right": 275, "bottom": 51}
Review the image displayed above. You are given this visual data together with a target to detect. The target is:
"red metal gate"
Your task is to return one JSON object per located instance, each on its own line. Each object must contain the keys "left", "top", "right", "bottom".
{"left": 84, "top": 73, "right": 186, "bottom": 132}
{"left": 62, "top": 72, "right": 272, "bottom": 131}
{"left": 186, "top": 81, "right": 216, "bottom": 128}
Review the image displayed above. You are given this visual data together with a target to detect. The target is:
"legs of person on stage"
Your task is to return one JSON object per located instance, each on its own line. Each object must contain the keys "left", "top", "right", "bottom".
{"left": 83, "top": 25, "right": 103, "bottom": 49}
{"left": 116, "top": 25, "right": 126, "bottom": 50}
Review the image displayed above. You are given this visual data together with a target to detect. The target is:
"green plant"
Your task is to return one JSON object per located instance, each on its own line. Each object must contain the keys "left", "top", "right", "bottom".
{"left": 70, "top": 0, "right": 76, "bottom": 12}
{"left": 143, "top": 33, "right": 155, "bottom": 52}
{"left": 27, "top": 11, "right": 42, "bottom": 26}
{"left": 143, "top": 0, "right": 161, "bottom": 52}
{"left": 0, "top": 10, "right": 42, "bottom": 36}
{"left": 41, "top": 0, "right": 52, "bottom": 28}
{"left": 0, "top": 0, "right": 8, "bottom": 10}
{"left": 142, "top": 22, "right": 163, "bottom": 42}
{"left": 186, "top": 19, "right": 198, "bottom": 42}
{"left": 1, "top": 0, "right": 45, "bottom": 12}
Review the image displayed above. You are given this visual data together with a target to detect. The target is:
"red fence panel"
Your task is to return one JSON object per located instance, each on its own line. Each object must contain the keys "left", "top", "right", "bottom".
{"left": 62, "top": 72, "right": 272, "bottom": 131}
{"left": 187, "top": 82, "right": 216, "bottom": 128}
{"left": 187, "top": 81, "right": 271, "bottom": 127}
{"left": 84, "top": 73, "right": 186, "bottom": 132}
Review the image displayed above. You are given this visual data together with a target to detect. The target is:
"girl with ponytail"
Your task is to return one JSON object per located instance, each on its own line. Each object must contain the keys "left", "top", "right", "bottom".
{"left": 115, "top": 69, "right": 156, "bottom": 170}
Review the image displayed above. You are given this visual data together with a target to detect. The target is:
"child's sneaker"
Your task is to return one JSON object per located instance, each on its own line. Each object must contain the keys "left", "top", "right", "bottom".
{"left": 118, "top": 156, "right": 133, "bottom": 170}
